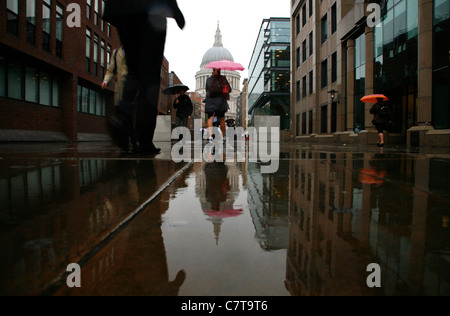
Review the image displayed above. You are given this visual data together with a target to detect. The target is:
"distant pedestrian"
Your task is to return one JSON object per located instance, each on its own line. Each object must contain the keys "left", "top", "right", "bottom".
{"left": 103, "top": 0, "right": 185, "bottom": 154}
{"left": 370, "top": 98, "right": 391, "bottom": 147}
{"left": 102, "top": 46, "right": 127, "bottom": 106}
{"left": 102, "top": 46, "right": 138, "bottom": 152}
{"left": 205, "top": 68, "right": 231, "bottom": 143}
{"left": 173, "top": 88, "right": 193, "bottom": 128}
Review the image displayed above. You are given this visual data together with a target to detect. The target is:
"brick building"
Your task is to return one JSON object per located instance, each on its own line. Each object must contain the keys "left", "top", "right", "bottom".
{"left": 0, "top": 0, "right": 181, "bottom": 142}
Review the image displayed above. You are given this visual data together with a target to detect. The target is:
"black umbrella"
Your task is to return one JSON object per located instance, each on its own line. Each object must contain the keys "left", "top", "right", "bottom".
{"left": 162, "top": 84, "right": 189, "bottom": 95}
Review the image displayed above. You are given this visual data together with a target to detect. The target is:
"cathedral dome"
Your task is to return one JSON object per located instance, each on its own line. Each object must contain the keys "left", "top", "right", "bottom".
{"left": 201, "top": 23, "right": 234, "bottom": 67}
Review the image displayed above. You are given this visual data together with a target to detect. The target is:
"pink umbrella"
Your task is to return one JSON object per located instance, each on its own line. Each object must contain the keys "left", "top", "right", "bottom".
{"left": 204, "top": 209, "right": 244, "bottom": 219}
{"left": 205, "top": 60, "right": 245, "bottom": 71}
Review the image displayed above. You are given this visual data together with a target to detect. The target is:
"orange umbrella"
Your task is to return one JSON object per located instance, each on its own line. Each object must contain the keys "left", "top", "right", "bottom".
{"left": 359, "top": 168, "right": 387, "bottom": 185}
{"left": 361, "top": 94, "right": 389, "bottom": 103}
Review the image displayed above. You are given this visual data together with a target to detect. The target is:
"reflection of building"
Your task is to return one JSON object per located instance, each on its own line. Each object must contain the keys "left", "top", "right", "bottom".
{"left": 195, "top": 22, "right": 241, "bottom": 121}
{"left": 246, "top": 160, "right": 290, "bottom": 251}
{"left": 286, "top": 147, "right": 450, "bottom": 296}
{"left": 291, "top": 0, "right": 450, "bottom": 146}
{"left": 247, "top": 18, "right": 291, "bottom": 131}
{"left": 0, "top": 147, "right": 176, "bottom": 295}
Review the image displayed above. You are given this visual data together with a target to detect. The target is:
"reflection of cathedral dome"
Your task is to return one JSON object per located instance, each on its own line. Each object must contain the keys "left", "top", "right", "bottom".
{"left": 200, "top": 22, "right": 234, "bottom": 66}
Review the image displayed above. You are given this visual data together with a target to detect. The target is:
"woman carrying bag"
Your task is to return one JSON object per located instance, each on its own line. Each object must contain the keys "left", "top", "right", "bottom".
{"left": 205, "top": 68, "right": 231, "bottom": 143}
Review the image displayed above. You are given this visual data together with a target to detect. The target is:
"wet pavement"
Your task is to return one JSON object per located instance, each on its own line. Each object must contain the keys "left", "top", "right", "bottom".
{"left": 0, "top": 141, "right": 449, "bottom": 296}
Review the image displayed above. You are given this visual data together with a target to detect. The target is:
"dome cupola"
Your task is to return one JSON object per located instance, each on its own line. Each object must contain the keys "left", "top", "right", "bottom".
{"left": 201, "top": 22, "right": 234, "bottom": 67}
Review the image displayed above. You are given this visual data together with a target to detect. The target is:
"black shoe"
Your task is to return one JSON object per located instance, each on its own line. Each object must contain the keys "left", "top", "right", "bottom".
{"left": 138, "top": 143, "right": 161, "bottom": 155}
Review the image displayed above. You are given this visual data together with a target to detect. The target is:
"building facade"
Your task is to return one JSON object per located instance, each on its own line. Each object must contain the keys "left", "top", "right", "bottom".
{"left": 291, "top": 0, "right": 450, "bottom": 146}
{"left": 0, "top": 0, "right": 179, "bottom": 142}
{"left": 247, "top": 18, "right": 291, "bottom": 131}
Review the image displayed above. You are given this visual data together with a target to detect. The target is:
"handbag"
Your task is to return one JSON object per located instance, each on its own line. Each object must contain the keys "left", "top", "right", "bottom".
{"left": 223, "top": 83, "right": 230, "bottom": 101}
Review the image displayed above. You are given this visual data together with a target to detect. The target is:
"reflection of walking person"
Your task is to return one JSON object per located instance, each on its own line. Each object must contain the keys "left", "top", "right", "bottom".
{"left": 205, "top": 68, "right": 231, "bottom": 143}
{"left": 174, "top": 88, "right": 193, "bottom": 128}
{"left": 103, "top": 0, "right": 185, "bottom": 154}
{"left": 370, "top": 98, "right": 391, "bottom": 147}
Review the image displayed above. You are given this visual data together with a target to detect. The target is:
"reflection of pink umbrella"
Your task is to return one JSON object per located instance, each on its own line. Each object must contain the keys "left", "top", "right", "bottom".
{"left": 205, "top": 209, "right": 244, "bottom": 218}
{"left": 205, "top": 60, "right": 245, "bottom": 71}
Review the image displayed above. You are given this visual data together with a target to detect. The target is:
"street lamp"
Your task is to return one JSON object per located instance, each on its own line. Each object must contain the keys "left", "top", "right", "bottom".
{"left": 328, "top": 89, "right": 338, "bottom": 102}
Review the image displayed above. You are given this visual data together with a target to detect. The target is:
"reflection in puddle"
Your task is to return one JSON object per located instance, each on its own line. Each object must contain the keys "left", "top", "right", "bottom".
{"left": 0, "top": 145, "right": 449, "bottom": 296}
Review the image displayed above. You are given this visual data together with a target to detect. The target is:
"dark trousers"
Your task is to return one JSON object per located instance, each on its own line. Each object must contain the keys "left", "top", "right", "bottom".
{"left": 114, "top": 16, "right": 167, "bottom": 149}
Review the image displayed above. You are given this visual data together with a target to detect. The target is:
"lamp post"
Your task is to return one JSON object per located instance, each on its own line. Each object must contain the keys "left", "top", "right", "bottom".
{"left": 328, "top": 89, "right": 337, "bottom": 102}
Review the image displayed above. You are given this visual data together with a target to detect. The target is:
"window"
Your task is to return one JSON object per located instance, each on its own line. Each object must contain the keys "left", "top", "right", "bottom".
{"left": 40, "top": 71, "right": 51, "bottom": 106}
{"left": 302, "top": 4, "right": 307, "bottom": 27}
{"left": 302, "top": 76, "right": 307, "bottom": 98}
{"left": 87, "top": 0, "right": 92, "bottom": 19}
{"left": 302, "top": 113, "right": 307, "bottom": 135}
{"left": 78, "top": 85, "right": 106, "bottom": 116}
{"left": 331, "top": 102, "right": 337, "bottom": 133}
{"left": 296, "top": 14, "right": 300, "bottom": 35}
{"left": 25, "top": 66, "right": 39, "bottom": 103}
{"left": 309, "top": 31, "right": 313, "bottom": 56}
{"left": 321, "top": 59, "right": 328, "bottom": 88}
{"left": 331, "top": 52, "right": 337, "bottom": 83}
{"left": 2, "top": 56, "right": 60, "bottom": 106}
{"left": 296, "top": 47, "right": 301, "bottom": 68}
{"left": 26, "top": 0, "right": 37, "bottom": 45}
{"left": 302, "top": 39, "right": 307, "bottom": 63}
{"left": 86, "top": 28, "right": 92, "bottom": 73}
{"left": 93, "top": 34, "right": 99, "bottom": 76}
{"left": 94, "top": 0, "right": 99, "bottom": 25}
{"left": 52, "top": 79, "right": 59, "bottom": 107}
{"left": 7, "top": 0, "right": 19, "bottom": 36}
{"left": 0, "top": 57, "right": 7, "bottom": 97}
{"left": 107, "top": 45, "right": 112, "bottom": 64}
{"left": 101, "top": 40, "right": 106, "bottom": 78}
{"left": 309, "top": 110, "right": 313, "bottom": 134}
{"left": 42, "top": 0, "right": 51, "bottom": 52}
{"left": 56, "top": 3, "right": 64, "bottom": 58}
{"left": 296, "top": 80, "right": 301, "bottom": 101}
{"left": 331, "top": 3, "right": 337, "bottom": 35}
{"left": 8, "top": 60, "right": 23, "bottom": 100}
{"left": 321, "top": 105, "right": 328, "bottom": 133}
{"left": 309, "top": 70, "right": 313, "bottom": 94}
{"left": 321, "top": 14, "right": 328, "bottom": 44}
{"left": 309, "top": 0, "right": 313, "bottom": 17}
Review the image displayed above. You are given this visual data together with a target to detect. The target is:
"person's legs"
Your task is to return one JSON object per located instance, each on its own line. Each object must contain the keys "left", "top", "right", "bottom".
{"left": 219, "top": 116, "right": 226, "bottom": 139}
{"left": 134, "top": 17, "right": 167, "bottom": 153}
{"left": 110, "top": 20, "right": 141, "bottom": 151}
{"left": 207, "top": 113, "right": 215, "bottom": 141}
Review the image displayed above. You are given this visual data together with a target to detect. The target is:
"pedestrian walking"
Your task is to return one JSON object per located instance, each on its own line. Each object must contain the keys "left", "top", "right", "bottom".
{"left": 370, "top": 97, "right": 391, "bottom": 147}
{"left": 103, "top": 0, "right": 185, "bottom": 154}
{"left": 205, "top": 68, "right": 231, "bottom": 143}
{"left": 173, "top": 88, "right": 193, "bottom": 129}
{"left": 102, "top": 46, "right": 138, "bottom": 152}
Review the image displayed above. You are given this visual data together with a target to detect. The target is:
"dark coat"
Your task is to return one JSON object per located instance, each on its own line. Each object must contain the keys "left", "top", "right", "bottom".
{"left": 205, "top": 75, "right": 231, "bottom": 114}
{"left": 103, "top": 0, "right": 185, "bottom": 29}
{"left": 370, "top": 103, "right": 391, "bottom": 125}
{"left": 173, "top": 95, "right": 193, "bottom": 118}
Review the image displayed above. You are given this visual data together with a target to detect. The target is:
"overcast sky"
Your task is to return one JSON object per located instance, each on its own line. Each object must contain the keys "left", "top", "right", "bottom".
{"left": 164, "top": 0, "right": 290, "bottom": 91}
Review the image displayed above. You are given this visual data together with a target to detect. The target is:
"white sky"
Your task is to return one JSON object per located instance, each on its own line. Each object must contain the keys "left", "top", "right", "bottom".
{"left": 164, "top": 0, "right": 290, "bottom": 92}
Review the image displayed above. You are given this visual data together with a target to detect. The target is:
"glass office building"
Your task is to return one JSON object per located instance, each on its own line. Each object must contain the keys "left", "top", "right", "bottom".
{"left": 248, "top": 18, "right": 291, "bottom": 130}
{"left": 372, "top": 0, "right": 419, "bottom": 134}
{"left": 433, "top": 0, "right": 450, "bottom": 129}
